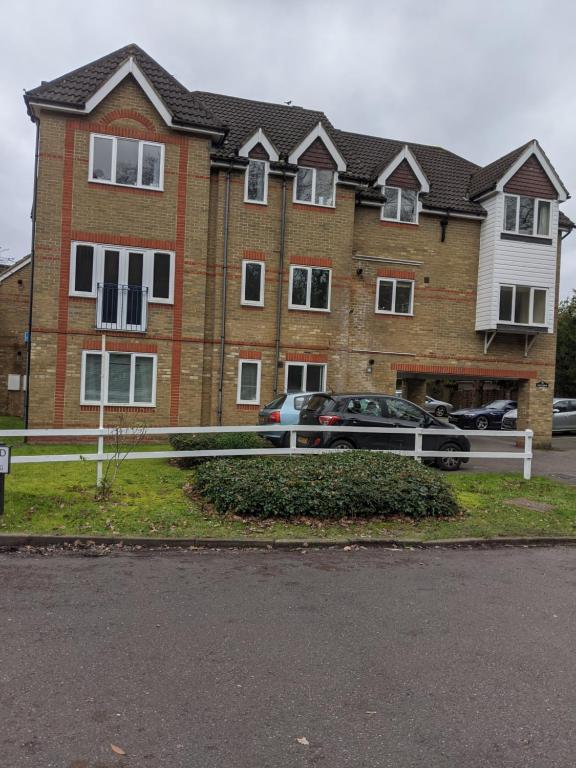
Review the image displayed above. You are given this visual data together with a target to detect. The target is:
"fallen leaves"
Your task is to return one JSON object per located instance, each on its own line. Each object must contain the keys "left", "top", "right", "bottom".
{"left": 296, "top": 737, "right": 309, "bottom": 746}
{"left": 111, "top": 743, "right": 126, "bottom": 756}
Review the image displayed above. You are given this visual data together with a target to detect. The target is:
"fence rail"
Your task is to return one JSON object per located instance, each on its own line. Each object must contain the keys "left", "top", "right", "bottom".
{"left": 0, "top": 424, "right": 534, "bottom": 480}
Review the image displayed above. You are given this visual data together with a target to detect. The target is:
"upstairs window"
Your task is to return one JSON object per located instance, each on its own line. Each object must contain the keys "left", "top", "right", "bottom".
{"left": 498, "top": 285, "right": 547, "bottom": 325}
{"left": 289, "top": 266, "right": 331, "bottom": 311}
{"left": 244, "top": 159, "right": 268, "bottom": 204}
{"left": 241, "top": 260, "right": 265, "bottom": 306}
{"left": 503, "top": 195, "right": 551, "bottom": 237}
{"left": 295, "top": 168, "right": 336, "bottom": 207}
{"left": 376, "top": 278, "right": 414, "bottom": 315}
{"left": 90, "top": 134, "right": 164, "bottom": 190}
{"left": 381, "top": 186, "right": 418, "bottom": 223}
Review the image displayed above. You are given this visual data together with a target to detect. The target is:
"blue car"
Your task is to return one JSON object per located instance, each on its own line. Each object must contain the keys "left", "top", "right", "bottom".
{"left": 258, "top": 393, "right": 314, "bottom": 446}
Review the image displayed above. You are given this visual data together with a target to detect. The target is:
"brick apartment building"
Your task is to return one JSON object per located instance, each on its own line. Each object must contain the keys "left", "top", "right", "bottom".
{"left": 21, "top": 44, "right": 573, "bottom": 446}
{"left": 0, "top": 257, "right": 31, "bottom": 417}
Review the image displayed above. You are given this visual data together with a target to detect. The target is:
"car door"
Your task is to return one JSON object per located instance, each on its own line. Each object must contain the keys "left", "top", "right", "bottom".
{"left": 382, "top": 397, "right": 427, "bottom": 451}
{"left": 340, "top": 397, "right": 397, "bottom": 449}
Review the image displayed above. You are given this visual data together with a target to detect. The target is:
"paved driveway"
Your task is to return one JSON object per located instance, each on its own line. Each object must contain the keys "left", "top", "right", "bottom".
{"left": 2, "top": 547, "right": 576, "bottom": 767}
{"left": 466, "top": 433, "right": 576, "bottom": 483}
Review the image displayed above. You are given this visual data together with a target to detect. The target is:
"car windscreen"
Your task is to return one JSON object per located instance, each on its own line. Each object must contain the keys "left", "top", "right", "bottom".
{"left": 305, "top": 395, "right": 335, "bottom": 413}
{"left": 485, "top": 400, "right": 513, "bottom": 409}
{"left": 263, "top": 395, "right": 286, "bottom": 410}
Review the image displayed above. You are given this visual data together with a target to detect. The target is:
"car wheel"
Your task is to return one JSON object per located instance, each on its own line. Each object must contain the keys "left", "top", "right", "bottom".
{"left": 436, "top": 442, "right": 462, "bottom": 471}
{"left": 330, "top": 439, "right": 355, "bottom": 450}
{"left": 475, "top": 415, "right": 489, "bottom": 430}
{"left": 435, "top": 406, "right": 447, "bottom": 417}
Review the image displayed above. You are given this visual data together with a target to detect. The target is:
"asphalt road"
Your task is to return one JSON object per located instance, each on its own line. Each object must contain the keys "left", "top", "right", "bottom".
{"left": 2, "top": 547, "right": 576, "bottom": 767}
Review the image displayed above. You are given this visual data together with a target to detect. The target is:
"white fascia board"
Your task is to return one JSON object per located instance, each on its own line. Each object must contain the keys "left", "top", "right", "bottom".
{"left": 496, "top": 140, "right": 568, "bottom": 202}
{"left": 238, "top": 128, "right": 279, "bottom": 161}
{"left": 376, "top": 145, "right": 430, "bottom": 193}
{"left": 0, "top": 257, "right": 31, "bottom": 284}
{"left": 288, "top": 122, "right": 346, "bottom": 172}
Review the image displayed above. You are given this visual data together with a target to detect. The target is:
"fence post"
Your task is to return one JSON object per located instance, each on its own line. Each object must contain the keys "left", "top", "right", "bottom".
{"left": 414, "top": 428, "right": 423, "bottom": 463}
{"left": 523, "top": 429, "right": 533, "bottom": 480}
{"left": 289, "top": 427, "right": 297, "bottom": 456}
{"left": 96, "top": 333, "right": 106, "bottom": 486}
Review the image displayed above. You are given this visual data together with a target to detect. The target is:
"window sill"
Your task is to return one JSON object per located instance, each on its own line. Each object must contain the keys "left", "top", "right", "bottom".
{"left": 375, "top": 311, "right": 414, "bottom": 317}
{"left": 380, "top": 219, "right": 418, "bottom": 227}
{"left": 88, "top": 180, "right": 163, "bottom": 194}
{"left": 288, "top": 306, "right": 331, "bottom": 313}
{"left": 500, "top": 232, "right": 552, "bottom": 245}
{"left": 293, "top": 202, "right": 336, "bottom": 211}
{"left": 243, "top": 198, "right": 268, "bottom": 206}
{"left": 241, "top": 303, "right": 265, "bottom": 309}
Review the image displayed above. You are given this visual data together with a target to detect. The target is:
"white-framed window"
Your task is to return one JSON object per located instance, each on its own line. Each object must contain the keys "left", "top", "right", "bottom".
{"left": 89, "top": 134, "right": 165, "bottom": 190}
{"left": 289, "top": 265, "right": 331, "bottom": 311}
{"left": 241, "top": 260, "right": 265, "bottom": 306}
{"left": 69, "top": 242, "right": 174, "bottom": 304}
{"left": 381, "top": 186, "right": 418, "bottom": 223}
{"left": 498, "top": 285, "right": 547, "bottom": 326}
{"left": 81, "top": 351, "right": 157, "bottom": 406}
{"left": 285, "top": 362, "right": 326, "bottom": 393}
{"left": 503, "top": 195, "right": 551, "bottom": 237}
{"left": 294, "top": 167, "right": 336, "bottom": 207}
{"left": 244, "top": 159, "right": 268, "bottom": 204}
{"left": 236, "top": 359, "right": 261, "bottom": 404}
{"left": 375, "top": 278, "right": 414, "bottom": 315}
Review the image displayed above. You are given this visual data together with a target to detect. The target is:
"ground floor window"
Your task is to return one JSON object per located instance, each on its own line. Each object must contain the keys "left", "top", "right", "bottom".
{"left": 376, "top": 278, "right": 414, "bottom": 314}
{"left": 285, "top": 362, "right": 326, "bottom": 392}
{"left": 237, "top": 359, "right": 261, "bottom": 404}
{"left": 81, "top": 351, "right": 156, "bottom": 406}
{"left": 498, "top": 285, "right": 547, "bottom": 325}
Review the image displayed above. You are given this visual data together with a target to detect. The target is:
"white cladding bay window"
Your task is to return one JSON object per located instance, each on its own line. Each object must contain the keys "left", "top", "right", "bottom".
{"left": 69, "top": 242, "right": 174, "bottom": 303}
{"left": 285, "top": 362, "right": 326, "bottom": 393}
{"left": 289, "top": 265, "right": 331, "bottom": 311}
{"left": 375, "top": 278, "right": 414, "bottom": 315}
{"left": 90, "top": 134, "right": 165, "bottom": 190}
{"left": 503, "top": 195, "right": 551, "bottom": 237}
{"left": 294, "top": 167, "right": 336, "bottom": 206}
{"left": 244, "top": 159, "right": 268, "bottom": 204}
{"left": 81, "top": 351, "right": 156, "bottom": 406}
{"left": 237, "top": 360, "right": 261, "bottom": 404}
{"left": 381, "top": 186, "right": 418, "bottom": 223}
{"left": 498, "top": 285, "right": 547, "bottom": 326}
{"left": 241, "top": 260, "right": 265, "bottom": 306}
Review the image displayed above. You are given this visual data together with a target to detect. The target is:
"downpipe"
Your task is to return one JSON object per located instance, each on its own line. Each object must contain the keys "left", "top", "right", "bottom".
{"left": 216, "top": 164, "right": 232, "bottom": 425}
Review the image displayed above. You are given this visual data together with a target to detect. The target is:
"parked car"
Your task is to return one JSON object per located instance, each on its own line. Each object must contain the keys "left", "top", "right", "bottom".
{"left": 258, "top": 393, "right": 314, "bottom": 446}
{"left": 502, "top": 398, "right": 576, "bottom": 433}
{"left": 448, "top": 400, "right": 517, "bottom": 430}
{"left": 424, "top": 395, "right": 454, "bottom": 417}
{"left": 298, "top": 393, "right": 470, "bottom": 470}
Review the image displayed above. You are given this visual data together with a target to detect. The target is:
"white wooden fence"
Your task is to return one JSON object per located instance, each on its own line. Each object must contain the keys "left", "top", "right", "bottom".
{"left": 0, "top": 424, "right": 534, "bottom": 479}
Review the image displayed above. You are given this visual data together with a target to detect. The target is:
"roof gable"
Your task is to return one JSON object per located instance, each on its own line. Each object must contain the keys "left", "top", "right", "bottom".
{"left": 376, "top": 145, "right": 430, "bottom": 193}
{"left": 238, "top": 128, "right": 279, "bottom": 161}
{"left": 288, "top": 122, "right": 346, "bottom": 172}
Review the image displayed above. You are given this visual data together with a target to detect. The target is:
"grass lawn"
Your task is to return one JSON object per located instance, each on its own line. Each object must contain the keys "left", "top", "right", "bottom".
{"left": 1, "top": 416, "right": 575, "bottom": 541}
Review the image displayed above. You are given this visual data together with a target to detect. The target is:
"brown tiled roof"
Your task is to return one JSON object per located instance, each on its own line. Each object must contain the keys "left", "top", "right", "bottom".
{"left": 25, "top": 44, "right": 224, "bottom": 132}
{"left": 467, "top": 141, "right": 532, "bottom": 200}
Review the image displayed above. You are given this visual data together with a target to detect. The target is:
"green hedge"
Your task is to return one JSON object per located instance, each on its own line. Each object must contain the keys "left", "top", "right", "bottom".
{"left": 195, "top": 452, "right": 461, "bottom": 519}
{"left": 169, "top": 431, "right": 271, "bottom": 467}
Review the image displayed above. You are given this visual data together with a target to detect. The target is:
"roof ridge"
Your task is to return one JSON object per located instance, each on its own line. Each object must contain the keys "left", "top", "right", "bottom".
{"left": 193, "top": 89, "right": 328, "bottom": 117}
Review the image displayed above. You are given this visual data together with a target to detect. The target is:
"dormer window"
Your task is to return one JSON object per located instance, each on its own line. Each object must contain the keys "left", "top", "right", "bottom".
{"left": 245, "top": 159, "right": 268, "bottom": 204}
{"left": 503, "top": 195, "right": 551, "bottom": 237}
{"left": 381, "top": 186, "right": 418, "bottom": 223}
{"left": 295, "top": 167, "right": 336, "bottom": 207}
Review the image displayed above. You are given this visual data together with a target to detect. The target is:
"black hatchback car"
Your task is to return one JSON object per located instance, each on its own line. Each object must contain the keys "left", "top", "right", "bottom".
{"left": 298, "top": 393, "right": 471, "bottom": 470}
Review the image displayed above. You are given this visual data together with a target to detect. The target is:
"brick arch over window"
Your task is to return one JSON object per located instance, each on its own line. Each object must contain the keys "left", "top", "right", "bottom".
{"left": 248, "top": 142, "right": 270, "bottom": 160}
{"left": 298, "top": 138, "right": 337, "bottom": 170}
{"left": 101, "top": 109, "right": 156, "bottom": 132}
{"left": 386, "top": 159, "right": 420, "bottom": 191}
{"left": 504, "top": 155, "right": 558, "bottom": 200}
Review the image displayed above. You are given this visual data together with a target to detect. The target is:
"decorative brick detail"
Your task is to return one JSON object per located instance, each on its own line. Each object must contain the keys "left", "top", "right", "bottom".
{"left": 392, "top": 362, "right": 538, "bottom": 380}
{"left": 70, "top": 119, "right": 182, "bottom": 146}
{"left": 71, "top": 231, "right": 176, "bottom": 250}
{"left": 101, "top": 109, "right": 156, "bottom": 131}
{"left": 82, "top": 339, "right": 158, "bottom": 353}
{"left": 285, "top": 353, "right": 328, "bottom": 363}
{"left": 239, "top": 350, "right": 262, "bottom": 359}
{"left": 236, "top": 403, "right": 260, "bottom": 411}
{"left": 377, "top": 268, "right": 416, "bottom": 280}
{"left": 243, "top": 250, "right": 266, "bottom": 260}
{"left": 289, "top": 256, "right": 333, "bottom": 267}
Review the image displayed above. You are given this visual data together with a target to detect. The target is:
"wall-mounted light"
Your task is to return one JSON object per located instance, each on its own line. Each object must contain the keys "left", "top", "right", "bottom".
{"left": 366, "top": 358, "right": 375, "bottom": 374}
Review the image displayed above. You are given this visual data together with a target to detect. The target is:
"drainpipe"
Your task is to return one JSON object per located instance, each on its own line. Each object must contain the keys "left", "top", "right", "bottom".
{"left": 24, "top": 119, "right": 40, "bottom": 431}
{"left": 216, "top": 163, "right": 232, "bottom": 425}
{"left": 273, "top": 170, "right": 288, "bottom": 395}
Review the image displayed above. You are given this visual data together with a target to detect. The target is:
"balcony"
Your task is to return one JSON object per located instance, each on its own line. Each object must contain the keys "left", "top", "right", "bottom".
{"left": 96, "top": 283, "right": 148, "bottom": 333}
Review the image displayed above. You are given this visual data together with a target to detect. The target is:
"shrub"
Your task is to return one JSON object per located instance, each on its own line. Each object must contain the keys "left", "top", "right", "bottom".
{"left": 169, "top": 431, "right": 271, "bottom": 467}
{"left": 195, "top": 451, "right": 461, "bottom": 519}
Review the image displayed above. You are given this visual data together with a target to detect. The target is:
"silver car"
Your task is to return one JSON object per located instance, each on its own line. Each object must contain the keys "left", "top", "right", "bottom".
{"left": 501, "top": 398, "right": 576, "bottom": 433}
{"left": 424, "top": 395, "right": 454, "bottom": 418}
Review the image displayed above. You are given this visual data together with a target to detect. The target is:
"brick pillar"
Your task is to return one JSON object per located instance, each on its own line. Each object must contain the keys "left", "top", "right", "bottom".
{"left": 516, "top": 379, "right": 553, "bottom": 449}
{"left": 401, "top": 378, "right": 427, "bottom": 407}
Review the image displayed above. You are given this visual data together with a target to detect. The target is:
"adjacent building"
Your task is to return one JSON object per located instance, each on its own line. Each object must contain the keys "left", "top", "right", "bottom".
{"left": 0, "top": 257, "right": 31, "bottom": 417}
{"left": 22, "top": 44, "right": 573, "bottom": 445}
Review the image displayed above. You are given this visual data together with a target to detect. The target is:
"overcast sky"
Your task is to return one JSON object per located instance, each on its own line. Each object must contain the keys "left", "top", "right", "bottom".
{"left": 1, "top": 0, "right": 575, "bottom": 297}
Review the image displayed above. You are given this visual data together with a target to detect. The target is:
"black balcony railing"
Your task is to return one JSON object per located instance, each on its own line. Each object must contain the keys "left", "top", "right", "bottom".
{"left": 96, "top": 283, "right": 148, "bottom": 332}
